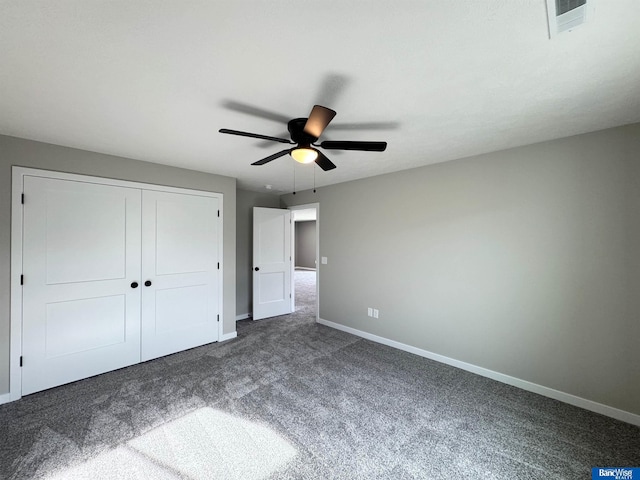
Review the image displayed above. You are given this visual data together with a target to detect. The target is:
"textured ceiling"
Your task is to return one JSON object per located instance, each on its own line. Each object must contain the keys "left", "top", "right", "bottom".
{"left": 1, "top": 1, "right": 639, "bottom": 193}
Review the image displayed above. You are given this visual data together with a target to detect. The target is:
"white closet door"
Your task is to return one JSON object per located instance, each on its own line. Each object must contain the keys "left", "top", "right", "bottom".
{"left": 22, "top": 176, "right": 142, "bottom": 395}
{"left": 141, "top": 190, "right": 220, "bottom": 361}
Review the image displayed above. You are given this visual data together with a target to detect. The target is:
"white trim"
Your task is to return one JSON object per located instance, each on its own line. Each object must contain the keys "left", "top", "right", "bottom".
{"left": 0, "top": 393, "right": 12, "bottom": 405}
{"left": 12, "top": 166, "right": 224, "bottom": 197}
{"left": 318, "top": 318, "right": 640, "bottom": 427}
{"left": 288, "top": 203, "right": 320, "bottom": 322}
{"left": 294, "top": 267, "right": 316, "bottom": 271}
{"left": 219, "top": 331, "right": 237, "bottom": 342}
{"left": 236, "top": 313, "right": 251, "bottom": 321}
{"left": 10, "top": 169, "right": 24, "bottom": 402}
{"left": 290, "top": 217, "right": 296, "bottom": 313}
{"left": 9, "top": 166, "right": 225, "bottom": 404}
{"left": 216, "top": 195, "right": 224, "bottom": 343}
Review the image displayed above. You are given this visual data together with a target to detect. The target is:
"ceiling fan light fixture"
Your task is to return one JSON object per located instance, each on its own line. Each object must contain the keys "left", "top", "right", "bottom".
{"left": 291, "top": 147, "right": 318, "bottom": 164}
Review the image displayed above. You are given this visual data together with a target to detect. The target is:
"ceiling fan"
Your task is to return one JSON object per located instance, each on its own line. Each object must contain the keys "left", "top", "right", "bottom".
{"left": 219, "top": 105, "right": 387, "bottom": 171}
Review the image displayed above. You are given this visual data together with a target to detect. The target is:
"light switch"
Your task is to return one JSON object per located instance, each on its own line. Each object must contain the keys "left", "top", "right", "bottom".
{"left": 321, "top": 257, "right": 328, "bottom": 264}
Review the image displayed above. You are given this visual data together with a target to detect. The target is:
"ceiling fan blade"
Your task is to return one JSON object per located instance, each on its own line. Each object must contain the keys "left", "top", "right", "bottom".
{"left": 219, "top": 128, "right": 293, "bottom": 144}
{"left": 251, "top": 149, "right": 292, "bottom": 166}
{"left": 256, "top": 132, "right": 290, "bottom": 148}
{"left": 314, "top": 73, "right": 349, "bottom": 108}
{"left": 314, "top": 151, "right": 337, "bottom": 171}
{"left": 304, "top": 105, "right": 337, "bottom": 138}
{"left": 330, "top": 121, "right": 399, "bottom": 131}
{"left": 221, "top": 100, "right": 291, "bottom": 124}
{"left": 319, "top": 140, "right": 387, "bottom": 152}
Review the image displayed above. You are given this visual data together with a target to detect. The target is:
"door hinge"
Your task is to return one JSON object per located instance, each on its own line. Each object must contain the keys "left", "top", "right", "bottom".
{"left": 20, "top": 356, "right": 23, "bottom": 367}
{"left": 21, "top": 193, "right": 24, "bottom": 204}
{"left": 217, "top": 262, "right": 220, "bottom": 269}
{"left": 217, "top": 210, "right": 220, "bottom": 217}
{"left": 20, "top": 274, "right": 24, "bottom": 285}
{"left": 217, "top": 314, "right": 220, "bottom": 322}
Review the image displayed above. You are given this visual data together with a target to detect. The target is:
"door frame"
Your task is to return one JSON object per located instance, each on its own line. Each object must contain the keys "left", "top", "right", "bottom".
{"left": 10, "top": 167, "right": 224, "bottom": 402}
{"left": 288, "top": 203, "right": 320, "bottom": 321}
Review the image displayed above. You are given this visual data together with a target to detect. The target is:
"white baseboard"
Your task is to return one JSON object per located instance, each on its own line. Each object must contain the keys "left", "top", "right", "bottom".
{"left": 236, "top": 313, "right": 251, "bottom": 321}
{"left": 220, "top": 331, "right": 237, "bottom": 342}
{"left": 318, "top": 318, "right": 640, "bottom": 427}
{"left": 0, "top": 392, "right": 12, "bottom": 405}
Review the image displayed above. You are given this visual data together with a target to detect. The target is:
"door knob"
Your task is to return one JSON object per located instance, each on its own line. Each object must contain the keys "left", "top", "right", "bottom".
{"left": 131, "top": 282, "right": 139, "bottom": 289}
{"left": 144, "top": 280, "right": 152, "bottom": 287}
{"left": 254, "top": 267, "right": 259, "bottom": 271}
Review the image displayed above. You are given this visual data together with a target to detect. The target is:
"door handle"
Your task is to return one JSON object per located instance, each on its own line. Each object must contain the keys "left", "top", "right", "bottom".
{"left": 131, "top": 282, "right": 139, "bottom": 289}
{"left": 144, "top": 280, "right": 152, "bottom": 287}
{"left": 254, "top": 267, "right": 259, "bottom": 271}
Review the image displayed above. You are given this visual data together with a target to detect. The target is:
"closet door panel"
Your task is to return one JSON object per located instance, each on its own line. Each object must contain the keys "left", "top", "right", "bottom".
{"left": 22, "top": 176, "right": 142, "bottom": 395}
{"left": 141, "top": 191, "right": 220, "bottom": 361}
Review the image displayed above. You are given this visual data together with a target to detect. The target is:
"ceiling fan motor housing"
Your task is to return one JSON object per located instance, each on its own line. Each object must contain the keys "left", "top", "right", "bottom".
{"left": 288, "top": 118, "right": 317, "bottom": 145}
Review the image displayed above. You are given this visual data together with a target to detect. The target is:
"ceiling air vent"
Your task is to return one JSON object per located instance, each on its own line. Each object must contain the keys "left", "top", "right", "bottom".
{"left": 546, "top": 0, "right": 594, "bottom": 38}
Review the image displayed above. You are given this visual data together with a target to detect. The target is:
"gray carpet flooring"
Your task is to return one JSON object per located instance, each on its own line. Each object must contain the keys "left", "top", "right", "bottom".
{"left": 1, "top": 269, "right": 639, "bottom": 479}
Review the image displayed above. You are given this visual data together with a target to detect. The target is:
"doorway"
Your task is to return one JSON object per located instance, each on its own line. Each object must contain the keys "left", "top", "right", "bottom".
{"left": 289, "top": 204, "right": 319, "bottom": 321}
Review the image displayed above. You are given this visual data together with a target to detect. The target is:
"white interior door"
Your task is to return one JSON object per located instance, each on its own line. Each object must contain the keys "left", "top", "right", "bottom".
{"left": 141, "top": 190, "right": 220, "bottom": 361}
{"left": 22, "top": 176, "right": 142, "bottom": 395}
{"left": 253, "top": 207, "right": 292, "bottom": 320}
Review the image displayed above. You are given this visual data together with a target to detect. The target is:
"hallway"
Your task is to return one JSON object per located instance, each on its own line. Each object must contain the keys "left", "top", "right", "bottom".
{"left": 294, "top": 269, "right": 316, "bottom": 316}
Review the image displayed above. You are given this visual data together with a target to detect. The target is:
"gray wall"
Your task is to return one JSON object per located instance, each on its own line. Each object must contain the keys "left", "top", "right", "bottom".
{"left": 282, "top": 123, "right": 640, "bottom": 416}
{"left": 295, "top": 221, "right": 316, "bottom": 269}
{"left": 236, "top": 189, "right": 281, "bottom": 317}
{"left": 0, "top": 134, "right": 237, "bottom": 395}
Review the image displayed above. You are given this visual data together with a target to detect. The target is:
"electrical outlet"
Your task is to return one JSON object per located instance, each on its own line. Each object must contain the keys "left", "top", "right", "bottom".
{"left": 373, "top": 309, "right": 379, "bottom": 319}
{"left": 367, "top": 307, "right": 373, "bottom": 317}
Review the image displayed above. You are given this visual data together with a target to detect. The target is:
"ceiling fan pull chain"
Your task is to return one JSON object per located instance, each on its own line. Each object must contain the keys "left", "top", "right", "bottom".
{"left": 313, "top": 164, "right": 316, "bottom": 193}
{"left": 293, "top": 161, "right": 296, "bottom": 195}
